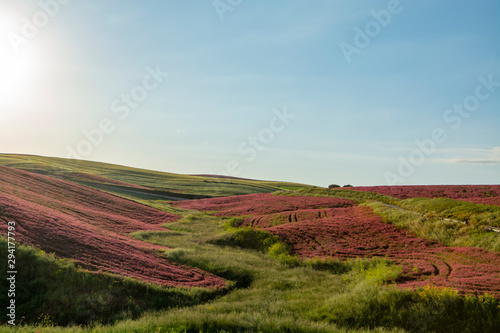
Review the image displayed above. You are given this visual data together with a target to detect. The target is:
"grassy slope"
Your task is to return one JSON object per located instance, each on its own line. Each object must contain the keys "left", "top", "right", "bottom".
{"left": 397, "top": 197, "right": 500, "bottom": 227}
{"left": 0, "top": 154, "right": 311, "bottom": 197}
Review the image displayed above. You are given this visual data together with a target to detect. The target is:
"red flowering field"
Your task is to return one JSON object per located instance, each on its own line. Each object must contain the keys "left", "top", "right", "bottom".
{"left": 176, "top": 193, "right": 500, "bottom": 297}
{"left": 0, "top": 166, "right": 225, "bottom": 288}
{"left": 345, "top": 185, "right": 500, "bottom": 205}
{"left": 460, "top": 197, "right": 500, "bottom": 206}
{"left": 177, "top": 193, "right": 356, "bottom": 216}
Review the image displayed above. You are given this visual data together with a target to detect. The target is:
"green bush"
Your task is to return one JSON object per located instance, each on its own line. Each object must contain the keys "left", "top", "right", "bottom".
{"left": 225, "top": 217, "right": 244, "bottom": 228}
{"left": 210, "top": 227, "right": 280, "bottom": 251}
{"left": 303, "top": 257, "right": 351, "bottom": 274}
{"left": 268, "top": 243, "right": 301, "bottom": 267}
{"left": 209, "top": 228, "right": 302, "bottom": 267}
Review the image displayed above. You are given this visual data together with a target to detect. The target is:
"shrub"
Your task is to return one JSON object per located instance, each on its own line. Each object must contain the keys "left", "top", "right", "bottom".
{"left": 304, "top": 257, "right": 351, "bottom": 274}
{"left": 268, "top": 243, "right": 300, "bottom": 267}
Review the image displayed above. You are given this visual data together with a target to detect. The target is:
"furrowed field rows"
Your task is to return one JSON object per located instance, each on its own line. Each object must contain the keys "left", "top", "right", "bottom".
{"left": 175, "top": 193, "right": 500, "bottom": 297}
{"left": 0, "top": 166, "right": 226, "bottom": 288}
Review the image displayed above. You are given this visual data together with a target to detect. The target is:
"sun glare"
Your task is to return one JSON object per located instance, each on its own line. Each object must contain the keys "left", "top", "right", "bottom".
{"left": 0, "top": 32, "right": 42, "bottom": 113}
{"left": 0, "top": 7, "right": 39, "bottom": 111}
{"left": 0, "top": 51, "right": 36, "bottom": 110}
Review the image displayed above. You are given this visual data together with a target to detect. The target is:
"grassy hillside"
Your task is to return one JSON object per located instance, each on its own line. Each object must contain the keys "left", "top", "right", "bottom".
{"left": 0, "top": 154, "right": 311, "bottom": 197}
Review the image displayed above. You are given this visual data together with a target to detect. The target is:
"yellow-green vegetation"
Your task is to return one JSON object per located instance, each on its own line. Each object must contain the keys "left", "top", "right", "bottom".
{"left": 0, "top": 154, "right": 311, "bottom": 197}
{"left": 367, "top": 202, "right": 500, "bottom": 252}
{"left": 397, "top": 197, "right": 500, "bottom": 227}
{"left": 277, "top": 188, "right": 399, "bottom": 205}
{"left": 4, "top": 209, "right": 499, "bottom": 333}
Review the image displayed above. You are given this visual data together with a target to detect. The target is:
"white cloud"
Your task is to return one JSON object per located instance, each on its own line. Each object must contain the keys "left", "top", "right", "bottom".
{"left": 437, "top": 147, "right": 500, "bottom": 165}
{"left": 443, "top": 159, "right": 500, "bottom": 165}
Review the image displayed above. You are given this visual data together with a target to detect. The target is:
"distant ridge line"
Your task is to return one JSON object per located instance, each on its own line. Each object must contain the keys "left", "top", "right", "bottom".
{"left": 192, "top": 174, "right": 260, "bottom": 181}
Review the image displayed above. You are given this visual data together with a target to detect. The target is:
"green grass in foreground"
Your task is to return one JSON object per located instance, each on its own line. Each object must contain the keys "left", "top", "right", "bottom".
{"left": 5, "top": 209, "right": 499, "bottom": 333}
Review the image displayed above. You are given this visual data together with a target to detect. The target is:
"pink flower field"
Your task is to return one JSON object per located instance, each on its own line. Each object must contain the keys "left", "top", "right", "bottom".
{"left": 176, "top": 193, "right": 500, "bottom": 297}
{"left": 345, "top": 185, "right": 500, "bottom": 205}
{"left": 177, "top": 193, "right": 356, "bottom": 216}
{"left": 0, "top": 166, "right": 226, "bottom": 288}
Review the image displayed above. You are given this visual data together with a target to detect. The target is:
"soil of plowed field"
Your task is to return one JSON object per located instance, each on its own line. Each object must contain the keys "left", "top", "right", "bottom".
{"left": 175, "top": 193, "right": 500, "bottom": 297}
{"left": 0, "top": 166, "right": 225, "bottom": 288}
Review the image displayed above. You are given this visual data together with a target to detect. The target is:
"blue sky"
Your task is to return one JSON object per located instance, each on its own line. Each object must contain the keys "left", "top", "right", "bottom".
{"left": 0, "top": 0, "right": 499, "bottom": 186}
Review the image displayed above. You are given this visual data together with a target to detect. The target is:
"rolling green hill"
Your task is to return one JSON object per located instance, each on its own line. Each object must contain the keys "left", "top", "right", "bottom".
{"left": 0, "top": 154, "right": 312, "bottom": 198}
